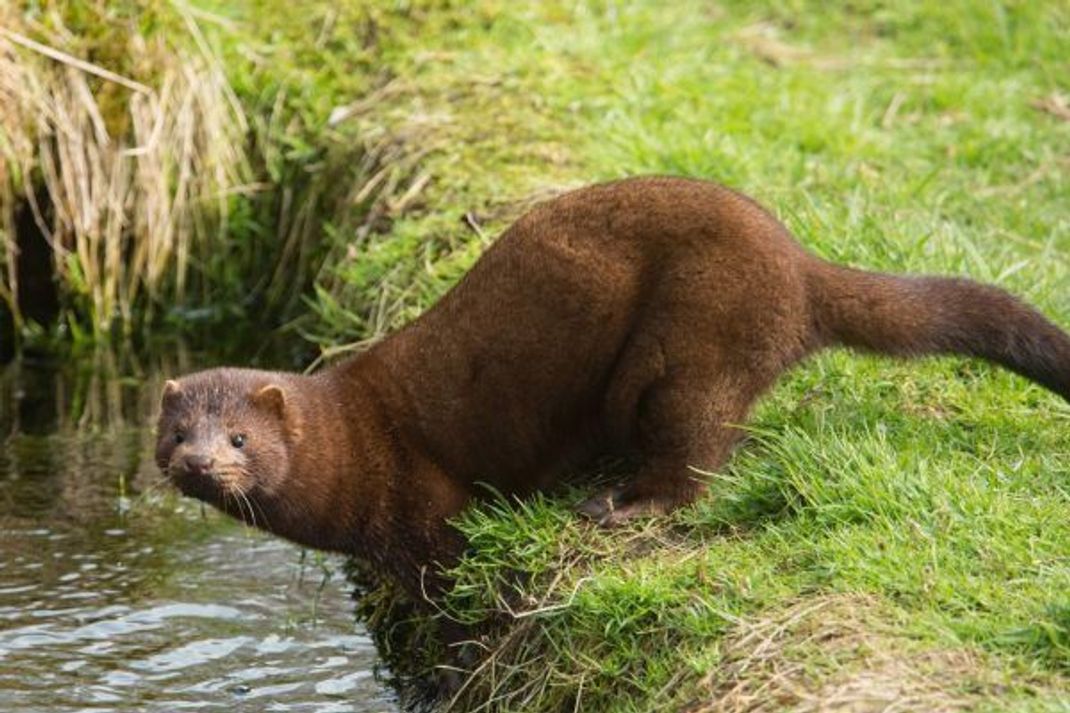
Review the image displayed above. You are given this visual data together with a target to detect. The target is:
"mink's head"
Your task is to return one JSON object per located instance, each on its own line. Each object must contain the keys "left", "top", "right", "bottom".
{"left": 155, "top": 368, "right": 302, "bottom": 516}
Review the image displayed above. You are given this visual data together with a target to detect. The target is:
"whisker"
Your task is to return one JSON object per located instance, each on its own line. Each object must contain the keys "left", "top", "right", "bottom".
{"left": 244, "top": 489, "right": 273, "bottom": 533}
{"left": 226, "top": 485, "right": 252, "bottom": 534}
{"left": 237, "top": 488, "right": 258, "bottom": 531}
{"left": 258, "top": 500, "right": 275, "bottom": 532}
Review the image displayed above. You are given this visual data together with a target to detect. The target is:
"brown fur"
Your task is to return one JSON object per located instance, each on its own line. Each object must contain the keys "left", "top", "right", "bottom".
{"left": 156, "top": 177, "right": 1070, "bottom": 601}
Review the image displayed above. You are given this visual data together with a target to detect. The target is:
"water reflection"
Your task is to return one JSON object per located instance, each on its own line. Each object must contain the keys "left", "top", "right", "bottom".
{"left": 0, "top": 347, "right": 397, "bottom": 712}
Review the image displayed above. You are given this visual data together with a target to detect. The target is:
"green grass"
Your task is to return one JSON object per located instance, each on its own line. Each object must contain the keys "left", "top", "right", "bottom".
{"left": 301, "top": 1, "right": 1070, "bottom": 710}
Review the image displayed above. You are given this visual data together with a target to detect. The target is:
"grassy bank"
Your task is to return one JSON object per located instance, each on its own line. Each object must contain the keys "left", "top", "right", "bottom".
{"left": 318, "top": 1, "right": 1070, "bottom": 711}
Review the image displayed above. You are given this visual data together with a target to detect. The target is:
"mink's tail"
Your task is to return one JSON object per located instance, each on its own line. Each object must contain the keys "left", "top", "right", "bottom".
{"left": 805, "top": 260, "right": 1070, "bottom": 401}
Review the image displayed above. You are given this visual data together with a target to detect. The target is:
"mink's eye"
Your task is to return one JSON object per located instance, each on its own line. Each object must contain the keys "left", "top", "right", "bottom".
{"left": 174, "top": 430, "right": 185, "bottom": 444}
{"left": 231, "top": 434, "right": 246, "bottom": 449}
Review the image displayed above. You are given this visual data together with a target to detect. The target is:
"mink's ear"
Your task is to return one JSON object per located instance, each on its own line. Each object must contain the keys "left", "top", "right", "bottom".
{"left": 252, "top": 384, "right": 286, "bottom": 417}
{"left": 161, "top": 380, "right": 182, "bottom": 408}
{"left": 252, "top": 384, "right": 301, "bottom": 436}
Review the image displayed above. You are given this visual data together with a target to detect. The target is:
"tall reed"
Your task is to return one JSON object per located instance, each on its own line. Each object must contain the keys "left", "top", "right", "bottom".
{"left": 0, "top": 4, "right": 249, "bottom": 336}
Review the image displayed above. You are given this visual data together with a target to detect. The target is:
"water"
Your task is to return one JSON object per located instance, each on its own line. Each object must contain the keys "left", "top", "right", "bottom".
{"left": 0, "top": 349, "right": 399, "bottom": 712}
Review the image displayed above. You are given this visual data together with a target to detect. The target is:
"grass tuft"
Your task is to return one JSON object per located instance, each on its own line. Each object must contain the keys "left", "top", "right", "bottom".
{"left": 0, "top": 0, "right": 420, "bottom": 342}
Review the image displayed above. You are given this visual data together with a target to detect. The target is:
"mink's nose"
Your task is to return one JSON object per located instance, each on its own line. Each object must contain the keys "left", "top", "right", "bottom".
{"left": 184, "top": 454, "right": 215, "bottom": 477}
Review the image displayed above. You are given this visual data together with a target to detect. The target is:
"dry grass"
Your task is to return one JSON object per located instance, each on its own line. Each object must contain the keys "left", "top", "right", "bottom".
{"left": 0, "top": 5, "right": 248, "bottom": 334}
{"left": 689, "top": 595, "right": 1048, "bottom": 713}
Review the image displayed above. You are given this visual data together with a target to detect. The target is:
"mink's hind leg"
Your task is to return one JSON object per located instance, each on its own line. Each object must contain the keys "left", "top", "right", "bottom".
{"left": 579, "top": 369, "right": 760, "bottom": 527}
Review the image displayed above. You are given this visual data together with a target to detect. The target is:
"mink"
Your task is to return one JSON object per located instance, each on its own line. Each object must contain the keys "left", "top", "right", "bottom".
{"left": 156, "top": 177, "right": 1070, "bottom": 601}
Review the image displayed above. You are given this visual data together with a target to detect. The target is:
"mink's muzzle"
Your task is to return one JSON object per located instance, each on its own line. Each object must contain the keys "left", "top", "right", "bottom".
{"left": 183, "top": 454, "right": 214, "bottom": 478}
{"left": 166, "top": 453, "right": 224, "bottom": 504}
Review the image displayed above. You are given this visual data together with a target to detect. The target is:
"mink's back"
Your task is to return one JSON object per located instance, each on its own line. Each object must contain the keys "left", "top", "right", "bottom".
{"left": 363, "top": 177, "right": 813, "bottom": 491}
